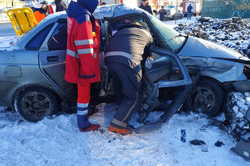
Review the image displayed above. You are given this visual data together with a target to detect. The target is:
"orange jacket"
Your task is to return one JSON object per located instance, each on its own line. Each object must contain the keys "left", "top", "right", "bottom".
{"left": 33, "top": 10, "right": 46, "bottom": 23}
{"left": 65, "top": 15, "right": 101, "bottom": 85}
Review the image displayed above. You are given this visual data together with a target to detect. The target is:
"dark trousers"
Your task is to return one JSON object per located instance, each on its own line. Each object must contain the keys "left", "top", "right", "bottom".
{"left": 89, "top": 83, "right": 101, "bottom": 106}
{"left": 107, "top": 62, "right": 141, "bottom": 128}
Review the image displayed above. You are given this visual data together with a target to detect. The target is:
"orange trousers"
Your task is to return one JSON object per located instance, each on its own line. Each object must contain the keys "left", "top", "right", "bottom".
{"left": 77, "top": 83, "right": 90, "bottom": 104}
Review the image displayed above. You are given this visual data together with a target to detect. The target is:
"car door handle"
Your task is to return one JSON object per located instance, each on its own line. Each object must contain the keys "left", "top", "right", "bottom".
{"left": 47, "top": 56, "right": 59, "bottom": 62}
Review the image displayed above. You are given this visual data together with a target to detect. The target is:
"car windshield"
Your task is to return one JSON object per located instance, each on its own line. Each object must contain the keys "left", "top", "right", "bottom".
{"left": 149, "top": 15, "right": 186, "bottom": 52}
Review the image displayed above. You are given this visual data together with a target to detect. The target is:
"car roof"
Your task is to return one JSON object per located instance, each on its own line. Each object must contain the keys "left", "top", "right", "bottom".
{"left": 42, "top": 4, "right": 144, "bottom": 21}
{"left": 94, "top": 4, "right": 144, "bottom": 19}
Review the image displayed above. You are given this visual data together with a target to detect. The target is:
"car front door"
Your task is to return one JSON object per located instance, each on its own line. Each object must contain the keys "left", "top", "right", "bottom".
{"left": 146, "top": 46, "right": 192, "bottom": 88}
{"left": 141, "top": 14, "right": 192, "bottom": 87}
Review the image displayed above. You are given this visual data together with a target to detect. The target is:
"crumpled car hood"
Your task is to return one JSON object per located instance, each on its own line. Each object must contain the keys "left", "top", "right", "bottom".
{"left": 178, "top": 36, "right": 248, "bottom": 82}
{"left": 178, "top": 36, "right": 247, "bottom": 61}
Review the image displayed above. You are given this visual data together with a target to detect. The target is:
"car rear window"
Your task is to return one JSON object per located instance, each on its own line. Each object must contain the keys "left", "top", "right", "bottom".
{"left": 47, "top": 23, "right": 67, "bottom": 50}
{"left": 26, "top": 24, "right": 54, "bottom": 50}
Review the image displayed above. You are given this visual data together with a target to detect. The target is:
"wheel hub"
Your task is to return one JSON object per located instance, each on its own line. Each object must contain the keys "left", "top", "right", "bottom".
{"left": 193, "top": 87, "right": 215, "bottom": 113}
{"left": 32, "top": 102, "right": 40, "bottom": 109}
{"left": 21, "top": 91, "right": 51, "bottom": 119}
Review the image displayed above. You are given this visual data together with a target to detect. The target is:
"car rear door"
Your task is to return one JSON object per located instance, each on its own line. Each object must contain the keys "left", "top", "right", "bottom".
{"left": 38, "top": 19, "right": 76, "bottom": 100}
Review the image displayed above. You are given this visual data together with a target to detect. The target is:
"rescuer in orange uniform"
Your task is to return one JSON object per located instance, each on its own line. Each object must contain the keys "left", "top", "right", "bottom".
{"left": 32, "top": 1, "right": 54, "bottom": 23}
{"left": 65, "top": 0, "right": 101, "bottom": 132}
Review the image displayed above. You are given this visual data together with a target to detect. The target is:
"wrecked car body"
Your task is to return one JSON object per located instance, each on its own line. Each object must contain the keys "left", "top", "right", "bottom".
{"left": 0, "top": 4, "right": 250, "bottom": 123}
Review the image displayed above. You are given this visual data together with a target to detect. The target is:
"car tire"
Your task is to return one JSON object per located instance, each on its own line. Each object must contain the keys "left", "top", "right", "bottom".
{"left": 14, "top": 87, "right": 59, "bottom": 122}
{"left": 191, "top": 79, "right": 225, "bottom": 117}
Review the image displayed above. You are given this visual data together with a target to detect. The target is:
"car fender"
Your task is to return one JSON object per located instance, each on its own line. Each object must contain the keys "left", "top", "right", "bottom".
{"left": 180, "top": 56, "right": 246, "bottom": 83}
{"left": 10, "top": 83, "right": 62, "bottom": 109}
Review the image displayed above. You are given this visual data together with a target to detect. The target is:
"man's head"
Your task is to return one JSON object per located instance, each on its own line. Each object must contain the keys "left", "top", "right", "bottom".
{"left": 142, "top": 0, "right": 149, "bottom": 6}
{"left": 40, "top": 1, "right": 48, "bottom": 12}
{"left": 77, "top": 0, "right": 99, "bottom": 13}
{"left": 41, "top": 4, "right": 48, "bottom": 10}
{"left": 40, "top": 1, "right": 48, "bottom": 5}
{"left": 100, "top": 2, "right": 106, "bottom": 6}
{"left": 67, "top": 0, "right": 99, "bottom": 23}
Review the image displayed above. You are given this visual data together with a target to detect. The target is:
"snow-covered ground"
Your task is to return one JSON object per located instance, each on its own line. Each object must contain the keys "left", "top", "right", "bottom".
{"left": 0, "top": 105, "right": 248, "bottom": 166}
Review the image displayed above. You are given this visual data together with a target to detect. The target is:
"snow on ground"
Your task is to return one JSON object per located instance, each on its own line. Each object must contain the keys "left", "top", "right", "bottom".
{"left": 0, "top": 105, "right": 248, "bottom": 166}
{"left": 163, "top": 17, "right": 197, "bottom": 29}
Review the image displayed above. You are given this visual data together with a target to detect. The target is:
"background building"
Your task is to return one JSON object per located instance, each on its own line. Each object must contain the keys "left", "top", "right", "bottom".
{"left": 201, "top": 0, "right": 250, "bottom": 18}
{"left": 0, "top": 0, "right": 25, "bottom": 9}
{"left": 0, "top": 0, "right": 26, "bottom": 23}
{"left": 156, "top": 0, "right": 202, "bottom": 15}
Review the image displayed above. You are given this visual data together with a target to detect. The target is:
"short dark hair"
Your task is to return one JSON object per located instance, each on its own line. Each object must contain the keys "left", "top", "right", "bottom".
{"left": 40, "top": 1, "right": 48, "bottom": 5}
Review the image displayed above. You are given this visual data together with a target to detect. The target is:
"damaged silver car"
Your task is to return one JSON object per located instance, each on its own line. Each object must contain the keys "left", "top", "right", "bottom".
{"left": 0, "top": 4, "right": 250, "bottom": 122}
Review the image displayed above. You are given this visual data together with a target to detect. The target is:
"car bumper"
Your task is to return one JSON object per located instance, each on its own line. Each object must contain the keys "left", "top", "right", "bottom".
{"left": 232, "top": 80, "right": 250, "bottom": 92}
{"left": 0, "top": 99, "right": 5, "bottom": 106}
{"left": 0, "top": 80, "right": 17, "bottom": 107}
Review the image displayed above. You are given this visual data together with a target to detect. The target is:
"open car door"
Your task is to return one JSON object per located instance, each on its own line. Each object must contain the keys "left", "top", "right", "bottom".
{"left": 135, "top": 46, "right": 198, "bottom": 133}
{"left": 144, "top": 46, "right": 192, "bottom": 88}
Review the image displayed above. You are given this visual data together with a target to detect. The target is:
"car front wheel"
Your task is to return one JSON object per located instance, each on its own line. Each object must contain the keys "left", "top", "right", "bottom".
{"left": 191, "top": 79, "right": 225, "bottom": 117}
{"left": 14, "top": 87, "right": 59, "bottom": 122}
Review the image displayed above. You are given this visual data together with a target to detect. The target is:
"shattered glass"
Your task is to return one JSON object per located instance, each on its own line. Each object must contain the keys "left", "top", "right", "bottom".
{"left": 93, "top": 4, "right": 143, "bottom": 20}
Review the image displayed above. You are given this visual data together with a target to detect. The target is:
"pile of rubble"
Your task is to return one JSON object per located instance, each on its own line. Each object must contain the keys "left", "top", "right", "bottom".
{"left": 175, "top": 17, "right": 250, "bottom": 57}
{"left": 226, "top": 92, "right": 250, "bottom": 141}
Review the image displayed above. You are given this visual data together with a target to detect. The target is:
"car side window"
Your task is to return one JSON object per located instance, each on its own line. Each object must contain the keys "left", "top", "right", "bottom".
{"left": 26, "top": 24, "right": 54, "bottom": 50}
{"left": 47, "top": 23, "right": 67, "bottom": 50}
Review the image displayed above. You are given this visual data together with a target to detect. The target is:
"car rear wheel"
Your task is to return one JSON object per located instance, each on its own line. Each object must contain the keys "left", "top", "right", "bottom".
{"left": 14, "top": 87, "right": 59, "bottom": 122}
{"left": 191, "top": 79, "right": 225, "bottom": 117}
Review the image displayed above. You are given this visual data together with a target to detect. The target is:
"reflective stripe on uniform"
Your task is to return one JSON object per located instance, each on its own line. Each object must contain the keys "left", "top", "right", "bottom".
{"left": 105, "top": 51, "right": 132, "bottom": 59}
{"left": 67, "top": 49, "right": 77, "bottom": 57}
{"left": 77, "top": 103, "right": 88, "bottom": 115}
{"left": 77, "top": 103, "right": 88, "bottom": 108}
{"left": 111, "top": 119, "right": 128, "bottom": 128}
{"left": 141, "top": 29, "right": 152, "bottom": 38}
{"left": 77, "top": 48, "right": 94, "bottom": 54}
{"left": 122, "top": 92, "right": 138, "bottom": 122}
{"left": 74, "top": 39, "right": 94, "bottom": 46}
{"left": 77, "top": 109, "right": 88, "bottom": 115}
